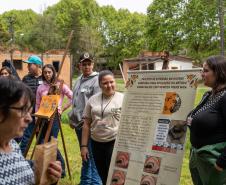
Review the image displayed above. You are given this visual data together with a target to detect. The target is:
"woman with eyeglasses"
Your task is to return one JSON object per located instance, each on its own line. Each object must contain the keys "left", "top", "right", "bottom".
{"left": 0, "top": 77, "right": 62, "bottom": 184}
{"left": 81, "top": 70, "right": 124, "bottom": 185}
{"left": 187, "top": 56, "right": 226, "bottom": 185}
{"left": 35, "top": 64, "right": 72, "bottom": 178}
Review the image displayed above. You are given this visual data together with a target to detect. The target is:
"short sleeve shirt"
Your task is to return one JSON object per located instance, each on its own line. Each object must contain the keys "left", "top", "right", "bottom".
{"left": 83, "top": 92, "right": 124, "bottom": 142}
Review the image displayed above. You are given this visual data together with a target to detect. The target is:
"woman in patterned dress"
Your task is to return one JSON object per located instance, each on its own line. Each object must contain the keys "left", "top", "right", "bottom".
{"left": 187, "top": 56, "right": 226, "bottom": 185}
{"left": 0, "top": 77, "right": 62, "bottom": 185}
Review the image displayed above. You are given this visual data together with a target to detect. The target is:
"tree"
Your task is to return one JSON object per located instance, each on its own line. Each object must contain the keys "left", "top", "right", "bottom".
{"left": 100, "top": 6, "right": 147, "bottom": 68}
{"left": 0, "top": 17, "right": 10, "bottom": 48}
{"left": 146, "top": 0, "right": 185, "bottom": 53}
{"left": 146, "top": 0, "right": 222, "bottom": 61}
{"left": 0, "top": 9, "right": 38, "bottom": 50}
{"left": 182, "top": 0, "right": 219, "bottom": 60}
{"left": 24, "top": 14, "right": 61, "bottom": 53}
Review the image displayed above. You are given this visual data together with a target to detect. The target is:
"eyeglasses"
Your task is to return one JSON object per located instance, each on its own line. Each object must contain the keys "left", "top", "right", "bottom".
{"left": 9, "top": 105, "right": 33, "bottom": 118}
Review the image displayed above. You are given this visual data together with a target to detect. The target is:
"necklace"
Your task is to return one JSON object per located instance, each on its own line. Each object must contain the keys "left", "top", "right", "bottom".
{"left": 191, "top": 89, "right": 226, "bottom": 118}
{"left": 101, "top": 93, "right": 115, "bottom": 119}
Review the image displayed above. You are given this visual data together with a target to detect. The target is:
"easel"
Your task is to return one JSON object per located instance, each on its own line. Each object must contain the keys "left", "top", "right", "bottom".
{"left": 24, "top": 95, "right": 72, "bottom": 179}
{"left": 23, "top": 30, "right": 74, "bottom": 180}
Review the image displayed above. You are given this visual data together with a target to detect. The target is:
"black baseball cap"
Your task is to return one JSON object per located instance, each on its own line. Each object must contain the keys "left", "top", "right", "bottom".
{"left": 79, "top": 52, "right": 94, "bottom": 63}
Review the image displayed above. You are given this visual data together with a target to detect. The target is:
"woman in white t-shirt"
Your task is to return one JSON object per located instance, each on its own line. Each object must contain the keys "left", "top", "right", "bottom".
{"left": 81, "top": 70, "right": 124, "bottom": 185}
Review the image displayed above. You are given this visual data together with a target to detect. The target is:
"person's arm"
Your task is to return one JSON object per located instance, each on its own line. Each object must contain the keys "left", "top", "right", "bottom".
{"left": 35, "top": 86, "right": 42, "bottom": 112}
{"left": 80, "top": 99, "right": 92, "bottom": 161}
{"left": 61, "top": 84, "right": 73, "bottom": 114}
{"left": 81, "top": 118, "right": 91, "bottom": 162}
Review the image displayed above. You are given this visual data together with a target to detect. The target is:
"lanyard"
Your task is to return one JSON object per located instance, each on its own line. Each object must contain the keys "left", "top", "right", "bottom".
{"left": 101, "top": 93, "right": 115, "bottom": 119}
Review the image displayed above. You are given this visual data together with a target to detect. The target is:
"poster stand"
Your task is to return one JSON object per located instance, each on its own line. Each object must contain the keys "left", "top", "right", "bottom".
{"left": 23, "top": 95, "right": 72, "bottom": 180}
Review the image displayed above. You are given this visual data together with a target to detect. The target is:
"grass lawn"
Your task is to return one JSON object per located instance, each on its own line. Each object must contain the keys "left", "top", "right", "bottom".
{"left": 54, "top": 79, "right": 208, "bottom": 185}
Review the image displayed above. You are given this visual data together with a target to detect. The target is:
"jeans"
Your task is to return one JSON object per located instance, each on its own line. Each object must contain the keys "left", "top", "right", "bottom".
{"left": 75, "top": 128, "right": 102, "bottom": 185}
{"left": 20, "top": 116, "right": 36, "bottom": 154}
{"left": 38, "top": 115, "right": 66, "bottom": 178}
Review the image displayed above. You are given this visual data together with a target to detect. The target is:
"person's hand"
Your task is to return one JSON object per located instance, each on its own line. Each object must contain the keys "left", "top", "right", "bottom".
{"left": 81, "top": 147, "right": 89, "bottom": 162}
{"left": 69, "top": 123, "right": 75, "bottom": 129}
{"left": 47, "top": 161, "right": 62, "bottom": 183}
{"left": 214, "top": 163, "right": 223, "bottom": 172}
{"left": 58, "top": 109, "right": 62, "bottom": 116}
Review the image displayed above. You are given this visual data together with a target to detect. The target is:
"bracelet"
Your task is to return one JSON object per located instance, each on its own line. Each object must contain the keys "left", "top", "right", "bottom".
{"left": 81, "top": 145, "right": 88, "bottom": 148}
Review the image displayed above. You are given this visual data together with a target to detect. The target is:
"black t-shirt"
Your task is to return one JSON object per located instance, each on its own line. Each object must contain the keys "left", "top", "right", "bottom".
{"left": 22, "top": 73, "right": 42, "bottom": 96}
{"left": 190, "top": 102, "right": 226, "bottom": 148}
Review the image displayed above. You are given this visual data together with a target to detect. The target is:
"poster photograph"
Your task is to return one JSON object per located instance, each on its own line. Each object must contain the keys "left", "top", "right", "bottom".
{"left": 107, "top": 69, "right": 201, "bottom": 185}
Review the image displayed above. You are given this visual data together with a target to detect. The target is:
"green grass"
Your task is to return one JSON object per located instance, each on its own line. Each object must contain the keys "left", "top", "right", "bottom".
{"left": 54, "top": 80, "right": 209, "bottom": 185}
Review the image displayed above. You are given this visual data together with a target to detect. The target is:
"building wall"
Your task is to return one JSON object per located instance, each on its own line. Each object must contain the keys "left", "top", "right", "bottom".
{"left": 0, "top": 51, "right": 72, "bottom": 88}
{"left": 155, "top": 60, "right": 192, "bottom": 70}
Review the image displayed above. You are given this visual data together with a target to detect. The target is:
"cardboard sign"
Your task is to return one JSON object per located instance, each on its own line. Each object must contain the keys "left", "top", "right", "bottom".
{"left": 35, "top": 95, "right": 60, "bottom": 119}
{"left": 34, "top": 137, "right": 58, "bottom": 185}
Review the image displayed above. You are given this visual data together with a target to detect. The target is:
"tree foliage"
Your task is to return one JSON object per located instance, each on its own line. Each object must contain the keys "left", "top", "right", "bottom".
{"left": 100, "top": 6, "right": 147, "bottom": 68}
{"left": 0, "top": 0, "right": 225, "bottom": 67}
{"left": 147, "top": 0, "right": 224, "bottom": 61}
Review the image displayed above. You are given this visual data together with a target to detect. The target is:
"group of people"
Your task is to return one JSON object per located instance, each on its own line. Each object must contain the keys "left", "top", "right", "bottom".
{"left": 68, "top": 53, "right": 123, "bottom": 185}
{"left": 1, "top": 53, "right": 226, "bottom": 185}
{"left": 0, "top": 52, "right": 123, "bottom": 185}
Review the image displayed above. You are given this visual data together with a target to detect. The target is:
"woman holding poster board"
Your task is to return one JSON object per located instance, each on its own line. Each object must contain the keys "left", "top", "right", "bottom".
{"left": 0, "top": 77, "right": 62, "bottom": 184}
{"left": 81, "top": 70, "right": 124, "bottom": 185}
{"left": 187, "top": 56, "right": 226, "bottom": 185}
{"left": 36, "top": 64, "right": 73, "bottom": 177}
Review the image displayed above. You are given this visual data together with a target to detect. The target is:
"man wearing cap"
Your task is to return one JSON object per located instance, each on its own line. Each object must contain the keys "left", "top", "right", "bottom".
{"left": 69, "top": 52, "right": 102, "bottom": 185}
{"left": 19, "top": 55, "right": 43, "bottom": 154}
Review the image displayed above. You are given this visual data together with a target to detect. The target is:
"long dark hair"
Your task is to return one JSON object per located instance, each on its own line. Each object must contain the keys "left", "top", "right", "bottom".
{"left": 42, "top": 64, "right": 57, "bottom": 84}
{"left": 205, "top": 56, "right": 226, "bottom": 89}
{"left": 0, "top": 66, "right": 12, "bottom": 75}
{"left": 0, "top": 77, "right": 34, "bottom": 123}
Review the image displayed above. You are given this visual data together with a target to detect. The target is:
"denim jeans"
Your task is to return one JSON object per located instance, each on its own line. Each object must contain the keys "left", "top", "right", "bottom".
{"left": 75, "top": 128, "right": 102, "bottom": 185}
{"left": 20, "top": 116, "right": 36, "bottom": 154}
{"left": 38, "top": 115, "right": 66, "bottom": 178}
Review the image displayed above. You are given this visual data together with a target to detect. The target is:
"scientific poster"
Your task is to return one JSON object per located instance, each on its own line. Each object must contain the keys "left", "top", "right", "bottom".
{"left": 107, "top": 69, "right": 201, "bottom": 185}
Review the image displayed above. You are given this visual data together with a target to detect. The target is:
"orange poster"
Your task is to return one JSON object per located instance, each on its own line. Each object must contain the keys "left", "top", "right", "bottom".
{"left": 35, "top": 95, "right": 60, "bottom": 119}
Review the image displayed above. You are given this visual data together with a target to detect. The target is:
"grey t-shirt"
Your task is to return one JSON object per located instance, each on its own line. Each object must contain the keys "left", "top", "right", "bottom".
{"left": 83, "top": 92, "right": 124, "bottom": 142}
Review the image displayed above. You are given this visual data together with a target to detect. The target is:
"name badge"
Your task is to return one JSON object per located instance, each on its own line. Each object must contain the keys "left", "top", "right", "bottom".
{"left": 97, "top": 120, "right": 108, "bottom": 129}
{"left": 81, "top": 88, "right": 87, "bottom": 93}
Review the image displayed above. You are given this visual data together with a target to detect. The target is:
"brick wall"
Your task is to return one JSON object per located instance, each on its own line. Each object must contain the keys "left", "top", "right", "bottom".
{"left": 0, "top": 51, "right": 72, "bottom": 88}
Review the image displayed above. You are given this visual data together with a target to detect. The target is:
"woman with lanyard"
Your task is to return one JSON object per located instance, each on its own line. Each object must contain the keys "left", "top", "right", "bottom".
{"left": 81, "top": 70, "right": 124, "bottom": 185}
{"left": 187, "top": 56, "right": 226, "bottom": 185}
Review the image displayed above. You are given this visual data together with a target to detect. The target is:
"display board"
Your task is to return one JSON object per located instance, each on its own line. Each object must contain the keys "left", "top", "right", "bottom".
{"left": 107, "top": 69, "right": 201, "bottom": 185}
{"left": 35, "top": 95, "right": 60, "bottom": 119}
